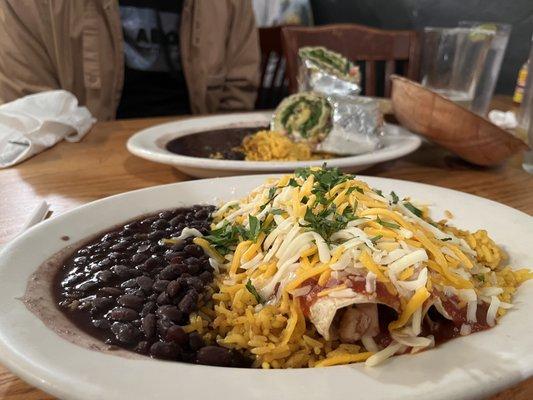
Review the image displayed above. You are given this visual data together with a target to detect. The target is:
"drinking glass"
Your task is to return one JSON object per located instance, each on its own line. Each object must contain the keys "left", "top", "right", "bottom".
{"left": 421, "top": 27, "right": 495, "bottom": 110}
{"left": 459, "top": 22, "right": 511, "bottom": 116}
{"left": 520, "top": 36, "right": 533, "bottom": 173}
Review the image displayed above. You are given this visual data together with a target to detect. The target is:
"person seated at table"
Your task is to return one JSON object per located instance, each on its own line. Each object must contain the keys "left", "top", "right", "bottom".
{"left": 0, "top": 0, "right": 260, "bottom": 120}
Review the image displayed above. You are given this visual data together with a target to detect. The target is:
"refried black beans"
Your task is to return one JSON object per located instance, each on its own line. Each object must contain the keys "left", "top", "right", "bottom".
{"left": 55, "top": 205, "right": 250, "bottom": 368}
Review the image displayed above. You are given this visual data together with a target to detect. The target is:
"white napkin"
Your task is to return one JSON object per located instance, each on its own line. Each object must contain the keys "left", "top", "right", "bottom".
{"left": 488, "top": 110, "right": 518, "bottom": 130}
{"left": 0, "top": 90, "right": 96, "bottom": 168}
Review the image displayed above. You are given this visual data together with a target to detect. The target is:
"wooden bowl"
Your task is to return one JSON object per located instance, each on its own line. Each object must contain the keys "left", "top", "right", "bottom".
{"left": 390, "top": 75, "right": 528, "bottom": 166}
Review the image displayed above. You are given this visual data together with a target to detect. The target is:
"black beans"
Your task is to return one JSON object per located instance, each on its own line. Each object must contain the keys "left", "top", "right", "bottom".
{"left": 153, "top": 279, "right": 170, "bottom": 292}
{"left": 141, "top": 314, "right": 156, "bottom": 338}
{"left": 112, "top": 264, "right": 133, "bottom": 279}
{"left": 92, "top": 318, "right": 111, "bottom": 329}
{"left": 140, "top": 301, "right": 157, "bottom": 317}
{"left": 151, "top": 219, "right": 169, "bottom": 230}
{"left": 93, "top": 297, "right": 115, "bottom": 311}
{"left": 111, "top": 322, "right": 141, "bottom": 344}
{"left": 178, "top": 290, "right": 198, "bottom": 314}
{"left": 196, "top": 346, "right": 233, "bottom": 367}
{"left": 56, "top": 205, "right": 250, "bottom": 368}
{"left": 150, "top": 341, "right": 181, "bottom": 360}
{"left": 98, "top": 287, "right": 122, "bottom": 297}
{"left": 136, "top": 276, "right": 154, "bottom": 291}
{"left": 156, "top": 292, "right": 170, "bottom": 305}
{"left": 184, "top": 244, "right": 203, "bottom": 257}
{"left": 189, "top": 332, "right": 204, "bottom": 351}
{"left": 117, "top": 294, "right": 144, "bottom": 310}
{"left": 108, "top": 307, "right": 139, "bottom": 322}
{"left": 165, "top": 326, "right": 188, "bottom": 346}
{"left": 157, "top": 305, "right": 183, "bottom": 322}
{"left": 166, "top": 280, "right": 181, "bottom": 297}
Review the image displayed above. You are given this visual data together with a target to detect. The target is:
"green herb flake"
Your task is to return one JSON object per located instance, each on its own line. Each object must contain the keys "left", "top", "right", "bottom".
{"left": 288, "top": 178, "right": 299, "bottom": 187}
{"left": 259, "top": 186, "right": 278, "bottom": 211}
{"left": 301, "top": 196, "right": 309, "bottom": 203}
{"left": 376, "top": 216, "right": 400, "bottom": 230}
{"left": 404, "top": 202, "right": 423, "bottom": 218}
{"left": 302, "top": 205, "right": 356, "bottom": 241}
{"left": 475, "top": 274, "right": 485, "bottom": 282}
{"left": 204, "top": 222, "right": 241, "bottom": 255}
{"left": 247, "top": 215, "right": 261, "bottom": 242}
{"left": 441, "top": 237, "right": 452, "bottom": 241}
{"left": 375, "top": 189, "right": 383, "bottom": 197}
{"left": 390, "top": 191, "right": 399, "bottom": 204}
{"left": 370, "top": 235, "right": 383, "bottom": 243}
{"left": 271, "top": 208, "right": 284, "bottom": 215}
{"left": 245, "top": 280, "right": 262, "bottom": 303}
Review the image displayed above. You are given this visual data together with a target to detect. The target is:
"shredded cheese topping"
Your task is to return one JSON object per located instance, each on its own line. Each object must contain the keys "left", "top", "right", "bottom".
{"left": 187, "top": 167, "right": 532, "bottom": 368}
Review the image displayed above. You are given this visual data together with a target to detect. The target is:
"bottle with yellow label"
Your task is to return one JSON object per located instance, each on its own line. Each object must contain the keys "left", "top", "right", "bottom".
{"left": 514, "top": 61, "right": 529, "bottom": 104}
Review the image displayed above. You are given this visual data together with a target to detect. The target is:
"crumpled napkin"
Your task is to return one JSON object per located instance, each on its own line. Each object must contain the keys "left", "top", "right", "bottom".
{"left": 0, "top": 90, "right": 96, "bottom": 168}
{"left": 488, "top": 110, "right": 518, "bottom": 130}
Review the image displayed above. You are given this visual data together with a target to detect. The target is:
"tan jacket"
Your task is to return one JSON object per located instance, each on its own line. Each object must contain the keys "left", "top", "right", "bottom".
{"left": 0, "top": 0, "right": 260, "bottom": 120}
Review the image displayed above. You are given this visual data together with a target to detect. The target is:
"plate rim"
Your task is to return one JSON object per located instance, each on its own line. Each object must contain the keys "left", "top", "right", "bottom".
{"left": 126, "top": 111, "right": 422, "bottom": 171}
{"left": 0, "top": 174, "right": 532, "bottom": 400}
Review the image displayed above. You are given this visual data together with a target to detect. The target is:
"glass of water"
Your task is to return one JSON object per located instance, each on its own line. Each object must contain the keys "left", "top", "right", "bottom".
{"left": 520, "top": 36, "right": 533, "bottom": 173}
{"left": 421, "top": 27, "right": 495, "bottom": 110}
{"left": 459, "top": 22, "right": 511, "bottom": 116}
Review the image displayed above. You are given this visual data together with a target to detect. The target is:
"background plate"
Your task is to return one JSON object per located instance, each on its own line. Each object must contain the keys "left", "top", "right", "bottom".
{"left": 0, "top": 175, "right": 532, "bottom": 400}
{"left": 126, "top": 112, "right": 422, "bottom": 178}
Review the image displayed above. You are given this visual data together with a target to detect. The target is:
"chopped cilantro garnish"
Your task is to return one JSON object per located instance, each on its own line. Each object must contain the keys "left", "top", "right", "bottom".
{"left": 301, "top": 196, "right": 309, "bottom": 203}
{"left": 302, "top": 205, "right": 356, "bottom": 241}
{"left": 370, "top": 235, "right": 383, "bottom": 243}
{"left": 259, "top": 186, "right": 278, "bottom": 211}
{"left": 247, "top": 215, "right": 261, "bottom": 242}
{"left": 390, "top": 191, "right": 399, "bottom": 204}
{"left": 475, "top": 274, "right": 485, "bottom": 282}
{"left": 441, "top": 237, "right": 452, "bottom": 241}
{"left": 376, "top": 216, "right": 400, "bottom": 229}
{"left": 375, "top": 189, "right": 383, "bottom": 197}
{"left": 204, "top": 222, "right": 241, "bottom": 255}
{"left": 271, "top": 208, "right": 284, "bottom": 215}
{"left": 288, "top": 178, "right": 299, "bottom": 187}
{"left": 404, "top": 202, "right": 423, "bottom": 218}
{"left": 245, "top": 280, "right": 262, "bottom": 303}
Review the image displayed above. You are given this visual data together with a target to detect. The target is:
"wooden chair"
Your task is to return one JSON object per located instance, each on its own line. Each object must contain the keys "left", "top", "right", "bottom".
{"left": 255, "top": 26, "right": 289, "bottom": 109}
{"left": 281, "top": 24, "right": 420, "bottom": 97}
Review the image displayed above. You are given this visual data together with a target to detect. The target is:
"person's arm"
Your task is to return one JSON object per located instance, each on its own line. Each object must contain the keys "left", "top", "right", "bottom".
{"left": 218, "top": 0, "right": 260, "bottom": 111}
{"left": 0, "top": 1, "right": 59, "bottom": 104}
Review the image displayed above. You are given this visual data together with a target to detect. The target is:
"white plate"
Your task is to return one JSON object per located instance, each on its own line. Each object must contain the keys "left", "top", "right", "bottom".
{"left": 0, "top": 175, "right": 532, "bottom": 400}
{"left": 126, "top": 112, "right": 422, "bottom": 178}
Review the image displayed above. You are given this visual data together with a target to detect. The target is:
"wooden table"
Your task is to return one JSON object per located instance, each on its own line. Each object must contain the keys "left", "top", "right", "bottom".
{"left": 0, "top": 97, "right": 531, "bottom": 399}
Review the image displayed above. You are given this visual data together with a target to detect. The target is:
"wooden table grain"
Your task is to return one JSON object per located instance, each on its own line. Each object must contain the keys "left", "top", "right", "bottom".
{"left": 0, "top": 97, "right": 531, "bottom": 399}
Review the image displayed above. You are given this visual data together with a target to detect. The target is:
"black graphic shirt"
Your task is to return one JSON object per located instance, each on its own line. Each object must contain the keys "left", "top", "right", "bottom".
{"left": 116, "top": 0, "right": 190, "bottom": 119}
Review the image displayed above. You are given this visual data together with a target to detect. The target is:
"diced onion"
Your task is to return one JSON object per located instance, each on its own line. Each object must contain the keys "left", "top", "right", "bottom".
{"left": 365, "top": 341, "right": 402, "bottom": 366}
{"left": 460, "top": 324, "right": 472, "bottom": 336}
{"left": 292, "top": 285, "right": 311, "bottom": 297}
{"left": 389, "top": 249, "right": 428, "bottom": 276}
{"left": 486, "top": 296, "right": 501, "bottom": 327}
{"left": 361, "top": 335, "right": 379, "bottom": 353}
{"left": 365, "top": 271, "right": 377, "bottom": 293}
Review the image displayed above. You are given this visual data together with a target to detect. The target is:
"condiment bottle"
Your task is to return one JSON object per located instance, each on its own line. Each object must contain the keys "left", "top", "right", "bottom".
{"left": 513, "top": 61, "right": 529, "bottom": 104}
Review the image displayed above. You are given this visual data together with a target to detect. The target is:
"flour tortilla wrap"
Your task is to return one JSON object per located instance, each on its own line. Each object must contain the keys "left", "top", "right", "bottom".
{"left": 307, "top": 280, "right": 400, "bottom": 341}
{"left": 298, "top": 46, "right": 361, "bottom": 97}
{"left": 271, "top": 92, "right": 332, "bottom": 143}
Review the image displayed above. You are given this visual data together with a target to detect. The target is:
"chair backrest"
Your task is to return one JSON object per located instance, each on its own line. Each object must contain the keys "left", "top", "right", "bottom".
{"left": 282, "top": 24, "right": 420, "bottom": 97}
{"left": 256, "top": 26, "right": 289, "bottom": 109}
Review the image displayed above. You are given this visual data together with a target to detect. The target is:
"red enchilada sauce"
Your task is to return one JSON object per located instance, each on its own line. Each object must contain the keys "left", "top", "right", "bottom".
{"left": 298, "top": 276, "right": 491, "bottom": 350}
